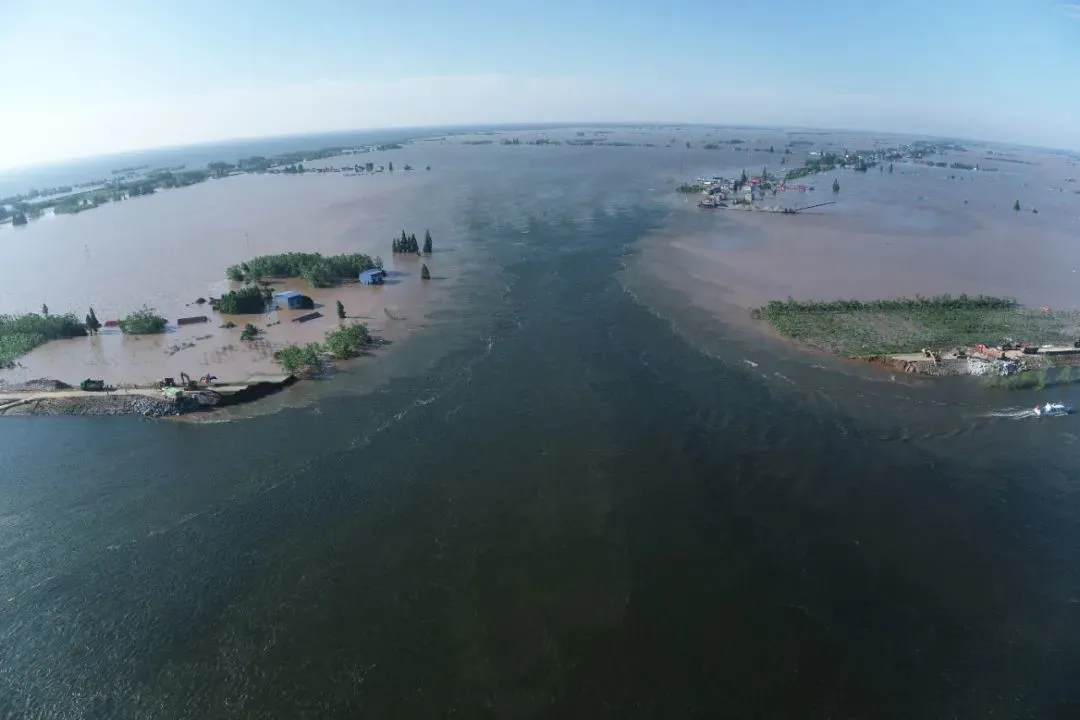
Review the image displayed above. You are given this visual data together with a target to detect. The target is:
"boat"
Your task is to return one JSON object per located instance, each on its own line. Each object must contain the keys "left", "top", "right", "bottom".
{"left": 1034, "top": 402, "right": 1072, "bottom": 417}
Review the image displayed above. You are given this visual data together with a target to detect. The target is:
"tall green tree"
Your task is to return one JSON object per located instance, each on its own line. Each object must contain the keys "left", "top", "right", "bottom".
{"left": 41, "top": 303, "right": 48, "bottom": 316}
{"left": 740, "top": 169, "right": 748, "bottom": 184}
{"left": 423, "top": 229, "right": 432, "bottom": 254}
{"left": 85, "top": 307, "right": 101, "bottom": 334}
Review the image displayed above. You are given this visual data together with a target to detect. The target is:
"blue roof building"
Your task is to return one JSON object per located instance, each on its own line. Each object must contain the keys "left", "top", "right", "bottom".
{"left": 274, "top": 290, "right": 307, "bottom": 309}
{"left": 359, "top": 268, "right": 387, "bottom": 285}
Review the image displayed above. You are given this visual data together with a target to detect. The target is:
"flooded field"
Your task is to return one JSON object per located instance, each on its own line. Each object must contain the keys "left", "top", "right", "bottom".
{"left": 0, "top": 162, "right": 467, "bottom": 385}
{"left": 632, "top": 140, "right": 1080, "bottom": 316}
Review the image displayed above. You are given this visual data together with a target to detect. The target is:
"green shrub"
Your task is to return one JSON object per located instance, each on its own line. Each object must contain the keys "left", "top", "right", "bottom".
{"left": 324, "top": 323, "right": 372, "bottom": 359}
{"left": 240, "top": 323, "right": 259, "bottom": 341}
{"left": 274, "top": 343, "right": 325, "bottom": 373}
{"left": 217, "top": 285, "right": 267, "bottom": 314}
{"left": 118, "top": 306, "right": 167, "bottom": 335}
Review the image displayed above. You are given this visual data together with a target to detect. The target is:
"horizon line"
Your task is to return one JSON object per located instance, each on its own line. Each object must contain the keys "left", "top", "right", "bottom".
{"left": 0, "top": 120, "right": 1071, "bottom": 180}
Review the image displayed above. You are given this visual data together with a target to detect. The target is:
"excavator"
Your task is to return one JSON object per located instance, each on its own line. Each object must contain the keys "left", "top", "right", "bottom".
{"left": 158, "top": 372, "right": 215, "bottom": 389}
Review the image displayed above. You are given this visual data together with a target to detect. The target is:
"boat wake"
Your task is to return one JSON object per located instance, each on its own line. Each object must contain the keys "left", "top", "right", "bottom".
{"left": 981, "top": 402, "right": 1073, "bottom": 420}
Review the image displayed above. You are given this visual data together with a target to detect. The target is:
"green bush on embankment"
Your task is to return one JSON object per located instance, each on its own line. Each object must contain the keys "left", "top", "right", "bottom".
{"left": 226, "top": 252, "right": 377, "bottom": 288}
{"left": 0, "top": 312, "right": 86, "bottom": 367}
{"left": 752, "top": 295, "right": 1080, "bottom": 355}
{"left": 273, "top": 323, "right": 374, "bottom": 374}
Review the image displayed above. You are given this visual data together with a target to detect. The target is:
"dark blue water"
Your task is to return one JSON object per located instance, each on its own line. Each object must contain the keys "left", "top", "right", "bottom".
{"left": 1, "top": 141, "right": 1079, "bottom": 719}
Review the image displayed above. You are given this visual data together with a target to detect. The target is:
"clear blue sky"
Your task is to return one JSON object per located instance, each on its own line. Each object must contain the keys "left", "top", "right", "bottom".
{"left": 1, "top": 0, "right": 1077, "bottom": 168}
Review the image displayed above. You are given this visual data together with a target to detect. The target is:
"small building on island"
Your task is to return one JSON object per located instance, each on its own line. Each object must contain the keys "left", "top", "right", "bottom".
{"left": 274, "top": 290, "right": 313, "bottom": 310}
{"left": 359, "top": 268, "right": 387, "bottom": 286}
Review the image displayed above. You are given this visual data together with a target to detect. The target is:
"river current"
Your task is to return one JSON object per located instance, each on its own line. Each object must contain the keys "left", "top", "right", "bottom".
{"left": 1, "top": 130, "right": 1079, "bottom": 718}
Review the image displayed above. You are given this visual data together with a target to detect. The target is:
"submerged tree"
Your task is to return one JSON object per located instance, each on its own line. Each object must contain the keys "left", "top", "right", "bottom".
{"left": 832, "top": 178, "right": 840, "bottom": 193}
{"left": 336, "top": 300, "right": 346, "bottom": 320}
{"left": 240, "top": 323, "right": 259, "bottom": 342}
{"left": 388, "top": 161, "right": 394, "bottom": 172}
{"left": 423, "top": 229, "right": 432, "bottom": 254}
{"left": 85, "top": 307, "right": 101, "bottom": 334}
{"left": 888, "top": 163, "right": 894, "bottom": 173}
{"left": 421, "top": 263, "right": 431, "bottom": 280}
{"left": 1014, "top": 200, "right": 1021, "bottom": 212}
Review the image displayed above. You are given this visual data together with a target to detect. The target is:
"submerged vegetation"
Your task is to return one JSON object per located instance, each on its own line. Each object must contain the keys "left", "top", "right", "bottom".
{"left": 753, "top": 295, "right": 1080, "bottom": 355}
{"left": 274, "top": 323, "right": 374, "bottom": 373}
{"left": 676, "top": 183, "right": 706, "bottom": 194}
{"left": 4, "top": 141, "right": 418, "bottom": 224}
{"left": 118, "top": 306, "right": 168, "bottom": 335}
{"left": 984, "top": 364, "right": 1080, "bottom": 391}
{"left": 0, "top": 312, "right": 87, "bottom": 368}
{"left": 217, "top": 285, "right": 270, "bottom": 315}
{"left": 227, "top": 252, "right": 376, "bottom": 288}
{"left": 392, "top": 230, "right": 421, "bottom": 254}
{"left": 274, "top": 343, "right": 326, "bottom": 374}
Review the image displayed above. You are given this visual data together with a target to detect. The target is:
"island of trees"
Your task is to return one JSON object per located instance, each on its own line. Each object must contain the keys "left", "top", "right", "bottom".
{"left": 226, "top": 252, "right": 378, "bottom": 288}
{"left": 392, "top": 229, "right": 433, "bottom": 254}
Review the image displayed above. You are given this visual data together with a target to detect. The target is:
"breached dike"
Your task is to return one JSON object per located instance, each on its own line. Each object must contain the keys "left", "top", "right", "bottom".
{"left": 0, "top": 374, "right": 297, "bottom": 419}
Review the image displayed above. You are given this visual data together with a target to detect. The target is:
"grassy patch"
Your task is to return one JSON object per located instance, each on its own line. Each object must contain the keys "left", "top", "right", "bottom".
{"left": 753, "top": 295, "right": 1080, "bottom": 355}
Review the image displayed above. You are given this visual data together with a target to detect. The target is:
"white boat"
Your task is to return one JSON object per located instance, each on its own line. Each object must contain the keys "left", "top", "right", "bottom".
{"left": 1034, "top": 402, "right": 1071, "bottom": 417}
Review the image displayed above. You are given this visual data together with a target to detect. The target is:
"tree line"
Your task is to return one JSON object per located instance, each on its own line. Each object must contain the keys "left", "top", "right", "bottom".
{"left": 227, "top": 252, "right": 378, "bottom": 288}
{"left": 392, "top": 229, "right": 433, "bottom": 254}
{"left": 755, "top": 294, "right": 1018, "bottom": 316}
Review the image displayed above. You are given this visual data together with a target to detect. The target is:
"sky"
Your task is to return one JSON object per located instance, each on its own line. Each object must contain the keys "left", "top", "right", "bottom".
{"left": 0, "top": 0, "right": 1078, "bottom": 170}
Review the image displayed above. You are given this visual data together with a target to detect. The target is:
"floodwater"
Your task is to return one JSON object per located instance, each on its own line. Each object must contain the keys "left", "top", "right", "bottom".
{"left": 2, "top": 128, "right": 1080, "bottom": 718}
{"left": 0, "top": 166, "right": 472, "bottom": 386}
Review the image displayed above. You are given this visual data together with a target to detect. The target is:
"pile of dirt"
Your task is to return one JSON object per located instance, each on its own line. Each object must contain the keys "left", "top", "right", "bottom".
{"left": 857, "top": 355, "right": 918, "bottom": 373}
